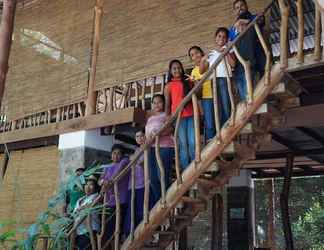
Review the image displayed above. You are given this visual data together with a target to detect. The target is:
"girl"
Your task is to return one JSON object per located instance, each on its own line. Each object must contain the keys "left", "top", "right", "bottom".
{"left": 124, "top": 129, "right": 145, "bottom": 236}
{"left": 101, "top": 144, "right": 130, "bottom": 241}
{"left": 188, "top": 45, "right": 215, "bottom": 141}
{"left": 146, "top": 94, "right": 174, "bottom": 207}
{"left": 164, "top": 59, "right": 195, "bottom": 170}
{"left": 200, "top": 27, "right": 235, "bottom": 127}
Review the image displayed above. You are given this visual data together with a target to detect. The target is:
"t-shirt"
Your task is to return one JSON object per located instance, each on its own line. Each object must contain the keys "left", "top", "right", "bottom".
{"left": 207, "top": 49, "right": 232, "bottom": 78}
{"left": 73, "top": 193, "right": 100, "bottom": 235}
{"left": 190, "top": 66, "right": 213, "bottom": 99}
{"left": 128, "top": 147, "right": 145, "bottom": 190}
{"left": 102, "top": 157, "right": 130, "bottom": 206}
{"left": 167, "top": 79, "right": 194, "bottom": 118}
{"left": 145, "top": 112, "right": 174, "bottom": 148}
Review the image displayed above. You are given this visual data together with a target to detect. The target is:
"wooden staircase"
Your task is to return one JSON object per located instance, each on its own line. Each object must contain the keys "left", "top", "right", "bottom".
{"left": 34, "top": 0, "right": 323, "bottom": 249}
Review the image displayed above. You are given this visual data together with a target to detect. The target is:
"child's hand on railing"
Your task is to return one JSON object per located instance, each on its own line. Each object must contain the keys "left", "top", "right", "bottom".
{"left": 185, "top": 74, "right": 195, "bottom": 82}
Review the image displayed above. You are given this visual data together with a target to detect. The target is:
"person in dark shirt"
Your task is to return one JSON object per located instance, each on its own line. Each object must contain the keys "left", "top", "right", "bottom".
{"left": 232, "top": 11, "right": 258, "bottom": 101}
{"left": 229, "top": 0, "right": 266, "bottom": 79}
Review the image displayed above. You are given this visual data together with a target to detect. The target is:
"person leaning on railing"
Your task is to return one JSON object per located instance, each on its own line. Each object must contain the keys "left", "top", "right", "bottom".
{"left": 229, "top": 0, "right": 266, "bottom": 78}
{"left": 145, "top": 94, "right": 174, "bottom": 207}
{"left": 231, "top": 11, "right": 259, "bottom": 101}
{"left": 99, "top": 144, "right": 130, "bottom": 241}
{"left": 164, "top": 59, "right": 195, "bottom": 170}
{"left": 72, "top": 175, "right": 101, "bottom": 250}
{"left": 199, "top": 28, "right": 236, "bottom": 130}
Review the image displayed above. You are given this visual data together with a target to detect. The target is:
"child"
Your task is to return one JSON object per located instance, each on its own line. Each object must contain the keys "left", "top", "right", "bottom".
{"left": 145, "top": 94, "right": 174, "bottom": 207}
{"left": 164, "top": 59, "right": 195, "bottom": 170}
{"left": 101, "top": 144, "right": 130, "bottom": 240}
{"left": 231, "top": 11, "right": 258, "bottom": 101}
{"left": 199, "top": 28, "right": 235, "bottom": 127}
{"left": 124, "top": 129, "right": 145, "bottom": 236}
{"left": 188, "top": 46, "right": 215, "bottom": 141}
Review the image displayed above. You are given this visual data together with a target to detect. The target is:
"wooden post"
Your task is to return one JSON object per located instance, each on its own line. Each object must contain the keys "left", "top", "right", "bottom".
{"left": 42, "top": 237, "right": 48, "bottom": 250}
{"left": 114, "top": 183, "right": 121, "bottom": 250}
{"left": 266, "top": 178, "right": 275, "bottom": 250}
{"left": 141, "top": 79, "right": 146, "bottom": 110}
{"left": 280, "top": 154, "right": 294, "bottom": 250}
{"left": 130, "top": 163, "right": 136, "bottom": 241}
{"left": 224, "top": 57, "right": 236, "bottom": 126}
{"left": 85, "top": 0, "right": 103, "bottom": 116}
{"left": 178, "top": 228, "right": 188, "bottom": 250}
{"left": 211, "top": 193, "right": 223, "bottom": 250}
{"left": 0, "top": 0, "right": 17, "bottom": 109}
{"left": 233, "top": 46, "right": 253, "bottom": 103}
{"left": 314, "top": 3, "right": 322, "bottom": 61}
{"left": 296, "top": 0, "right": 304, "bottom": 64}
{"left": 143, "top": 148, "right": 150, "bottom": 224}
{"left": 87, "top": 215, "right": 97, "bottom": 250}
{"left": 173, "top": 113, "right": 183, "bottom": 184}
{"left": 155, "top": 136, "right": 167, "bottom": 207}
{"left": 192, "top": 94, "right": 201, "bottom": 162}
{"left": 212, "top": 69, "right": 221, "bottom": 135}
{"left": 254, "top": 23, "right": 272, "bottom": 86}
{"left": 278, "top": 0, "right": 289, "bottom": 69}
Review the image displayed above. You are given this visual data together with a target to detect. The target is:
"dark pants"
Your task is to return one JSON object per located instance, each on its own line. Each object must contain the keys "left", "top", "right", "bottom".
{"left": 103, "top": 204, "right": 127, "bottom": 241}
{"left": 124, "top": 188, "right": 145, "bottom": 236}
{"left": 76, "top": 232, "right": 97, "bottom": 250}
{"left": 149, "top": 147, "right": 174, "bottom": 208}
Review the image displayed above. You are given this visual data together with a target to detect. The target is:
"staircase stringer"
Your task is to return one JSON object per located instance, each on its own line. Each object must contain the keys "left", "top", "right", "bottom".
{"left": 121, "top": 63, "right": 285, "bottom": 250}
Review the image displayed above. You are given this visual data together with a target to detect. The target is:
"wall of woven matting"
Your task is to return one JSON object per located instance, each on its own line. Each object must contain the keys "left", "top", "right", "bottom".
{"left": 2, "top": 0, "right": 94, "bottom": 120}
{"left": 95, "top": 0, "right": 271, "bottom": 90}
{"left": 0, "top": 146, "right": 59, "bottom": 230}
{"left": 2, "top": 0, "right": 270, "bottom": 120}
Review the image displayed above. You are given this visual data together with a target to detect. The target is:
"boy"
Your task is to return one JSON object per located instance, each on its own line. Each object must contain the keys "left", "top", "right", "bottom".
{"left": 200, "top": 27, "right": 235, "bottom": 126}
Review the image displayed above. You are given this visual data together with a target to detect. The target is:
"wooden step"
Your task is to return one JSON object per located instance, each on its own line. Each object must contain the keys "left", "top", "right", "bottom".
{"left": 196, "top": 178, "right": 220, "bottom": 188}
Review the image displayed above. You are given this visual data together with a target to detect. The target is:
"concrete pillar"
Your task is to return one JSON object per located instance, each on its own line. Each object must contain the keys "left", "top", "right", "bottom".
{"left": 227, "top": 170, "right": 255, "bottom": 250}
{"left": 58, "top": 129, "right": 113, "bottom": 182}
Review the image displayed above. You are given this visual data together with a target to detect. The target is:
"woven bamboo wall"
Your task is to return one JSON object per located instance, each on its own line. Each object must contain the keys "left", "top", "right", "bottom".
{"left": 0, "top": 146, "right": 59, "bottom": 230}
{"left": 2, "top": 0, "right": 94, "bottom": 120}
{"left": 95, "top": 0, "right": 271, "bottom": 89}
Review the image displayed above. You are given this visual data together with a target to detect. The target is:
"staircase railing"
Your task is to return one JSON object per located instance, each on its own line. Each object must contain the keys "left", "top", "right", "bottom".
{"left": 38, "top": 0, "right": 323, "bottom": 249}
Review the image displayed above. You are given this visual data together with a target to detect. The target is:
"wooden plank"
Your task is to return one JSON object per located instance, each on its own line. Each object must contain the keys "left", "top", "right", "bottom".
{"left": 0, "top": 107, "right": 145, "bottom": 144}
{"left": 288, "top": 53, "right": 324, "bottom": 72}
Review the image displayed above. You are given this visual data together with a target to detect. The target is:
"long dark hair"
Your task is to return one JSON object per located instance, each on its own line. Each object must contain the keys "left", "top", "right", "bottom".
{"left": 167, "top": 59, "right": 191, "bottom": 97}
{"left": 188, "top": 45, "right": 205, "bottom": 58}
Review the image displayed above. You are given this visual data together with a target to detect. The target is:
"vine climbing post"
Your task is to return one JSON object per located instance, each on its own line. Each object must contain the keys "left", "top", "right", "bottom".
{"left": 0, "top": 0, "right": 17, "bottom": 109}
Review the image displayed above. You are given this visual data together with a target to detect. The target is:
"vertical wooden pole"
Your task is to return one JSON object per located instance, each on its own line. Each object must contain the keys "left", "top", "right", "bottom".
{"left": 178, "top": 228, "right": 188, "bottom": 250}
{"left": 143, "top": 148, "right": 150, "bottom": 223}
{"left": 155, "top": 136, "right": 167, "bottom": 207}
{"left": 85, "top": 0, "right": 103, "bottom": 116}
{"left": 278, "top": 0, "right": 289, "bottom": 69}
{"left": 0, "top": 0, "right": 17, "bottom": 109}
{"left": 114, "top": 183, "right": 121, "bottom": 250}
{"left": 42, "top": 237, "right": 48, "bottom": 250}
{"left": 266, "top": 178, "right": 275, "bottom": 250}
{"left": 224, "top": 57, "right": 235, "bottom": 126}
{"left": 130, "top": 163, "right": 136, "bottom": 241}
{"left": 192, "top": 94, "right": 201, "bottom": 162}
{"left": 211, "top": 193, "right": 223, "bottom": 250}
{"left": 173, "top": 113, "right": 183, "bottom": 184}
{"left": 296, "top": 0, "right": 304, "bottom": 64}
{"left": 314, "top": 3, "right": 322, "bottom": 61}
{"left": 280, "top": 154, "right": 294, "bottom": 250}
{"left": 212, "top": 69, "right": 221, "bottom": 135}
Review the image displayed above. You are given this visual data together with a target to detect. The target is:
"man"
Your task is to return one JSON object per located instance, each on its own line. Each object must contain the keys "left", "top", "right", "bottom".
{"left": 229, "top": 0, "right": 266, "bottom": 78}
